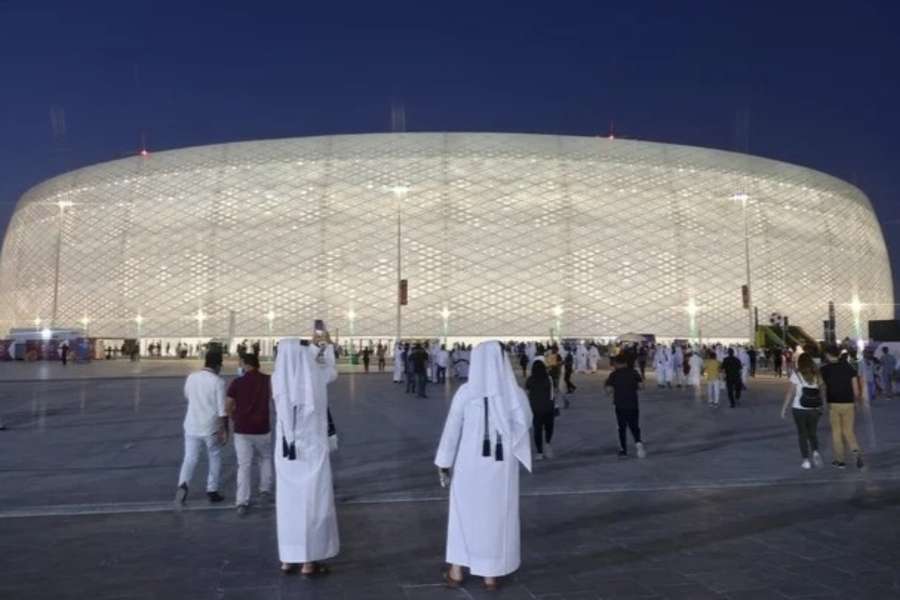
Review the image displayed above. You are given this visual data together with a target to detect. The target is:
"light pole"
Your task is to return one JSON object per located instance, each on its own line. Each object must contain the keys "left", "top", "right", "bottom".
{"left": 50, "top": 200, "right": 74, "bottom": 328}
{"left": 850, "top": 296, "right": 863, "bottom": 340}
{"left": 686, "top": 298, "right": 699, "bottom": 345}
{"left": 389, "top": 186, "right": 409, "bottom": 343}
{"left": 732, "top": 193, "right": 754, "bottom": 345}
{"left": 195, "top": 308, "right": 207, "bottom": 338}
{"left": 266, "top": 309, "right": 275, "bottom": 336}
{"left": 552, "top": 305, "right": 563, "bottom": 341}
{"left": 440, "top": 306, "right": 450, "bottom": 344}
{"left": 348, "top": 308, "right": 356, "bottom": 338}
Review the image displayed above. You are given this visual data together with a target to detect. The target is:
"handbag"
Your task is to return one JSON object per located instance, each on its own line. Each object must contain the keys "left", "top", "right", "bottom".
{"left": 798, "top": 374, "right": 822, "bottom": 408}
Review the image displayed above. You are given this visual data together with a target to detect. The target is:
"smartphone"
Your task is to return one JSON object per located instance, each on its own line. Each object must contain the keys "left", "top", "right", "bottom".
{"left": 314, "top": 319, "right": 325, "bottom": 335}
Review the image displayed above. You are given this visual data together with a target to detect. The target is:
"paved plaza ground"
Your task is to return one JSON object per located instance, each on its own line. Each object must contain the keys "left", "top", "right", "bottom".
{"left": 1, "top": 359, "right": 899, "bottom": 599}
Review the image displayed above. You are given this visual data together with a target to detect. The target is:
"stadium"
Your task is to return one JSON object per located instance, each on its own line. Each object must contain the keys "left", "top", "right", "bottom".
{"left": 0, "top": 132, "right": 892, "bottom": 346}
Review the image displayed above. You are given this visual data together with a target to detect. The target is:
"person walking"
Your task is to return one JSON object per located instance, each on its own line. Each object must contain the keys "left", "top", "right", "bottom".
{"left": 703, "top": 350, "right": 721, "bottom": 407}
{"left": 435, "top": 341, "right": 532, "bottom": 591}
{"left": 410, "top": 343, "right": 429, "bottom": 398}
{"left": 436, "top": 345, "right": 449, "bottom": 383}
{"left": 175, "top": 351, "right": 228, "bottom": 505}
{"left": 545, "top": 346, "right": 562, "bottom": 393}
{"left": 604, "top": 355, "right": 646, "bottom": 458}
{"left": 272, "top": 335, "right": 340, "bottom": 576}
{"left": 392, "top": 342, "right": 406, "bottom": 384}
{"left": 773, "top": 347, "right": 784, "bottom": 377}
{"left": 526, "top": 359, "right": 556, "bottom": 460}
{"left": 562, "top": 349, "right": 577, "bottom": 395}
{"left": 361, "top": 346, "right": 371, "bottom": 373}
{"left": 405, "top": 344, "right": 417, "bottom": 394}
{"left": 820, "top": 349, "right": 865, "bottom": 469}
{"left": 225, "top": 353, "right": 274, "bottom": 514}
{"left": 721, "top": 349, "right": 744, "bottom": 408}
{"left": 60, "top": 340, "right": 70, "bottom": 366}
{"left": 376, "top": 343, "right": 386, "bottom": 372}
{"left": 781, "top": 353, "right": 825, "bottom": 470}
{"left": 880, "top": 346, "right": 895, "bottom": 397}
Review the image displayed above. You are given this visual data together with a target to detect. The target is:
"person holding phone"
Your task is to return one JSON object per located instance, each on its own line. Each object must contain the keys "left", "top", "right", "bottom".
{"left": 273, "top": 328, "right": 340, "bottom": 577}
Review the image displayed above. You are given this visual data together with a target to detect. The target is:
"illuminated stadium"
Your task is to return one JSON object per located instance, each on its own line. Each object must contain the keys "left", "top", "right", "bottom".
{"left": 0, "top": 133, "right": 892, "bottom": 343}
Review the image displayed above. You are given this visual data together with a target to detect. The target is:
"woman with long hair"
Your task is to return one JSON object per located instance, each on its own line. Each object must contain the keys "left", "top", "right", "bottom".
{"left": 781, "top": 353, "right": 825, "bottom": 469}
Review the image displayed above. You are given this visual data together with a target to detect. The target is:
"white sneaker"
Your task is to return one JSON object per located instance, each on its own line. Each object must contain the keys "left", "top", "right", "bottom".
{"left": 535, "top": 453, "right": 544, "bottom": 461}
{"left": 544, "top": 444, "right": 554, "bottom": 459}
{"left": 801, "top": 459, "right": 812, "bottom": 470}
{"left": 812, "top": 451, "right": 824, "bottom": 468}
{"left": 636, "top": 442, "right": 647, "bottom": 459}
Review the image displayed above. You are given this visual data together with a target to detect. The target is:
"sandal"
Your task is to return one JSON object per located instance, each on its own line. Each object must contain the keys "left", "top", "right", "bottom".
{"left": 442, "top": 571, "right": 464, "bottom": 588}
{"left": 280, "top": 563, "right": 299, "bottom": 575}
{"left": 301, "top": 563, "right": 331, "bottom": 578}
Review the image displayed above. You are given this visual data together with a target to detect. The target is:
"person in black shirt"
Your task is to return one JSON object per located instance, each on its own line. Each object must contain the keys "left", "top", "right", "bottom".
{"left": 563, "top": 350, "right": 576, "bottom": 395}
{"left": 604, "top": 355, "right": 646, "bottom": 458}
{"left": 721, "top": 349, "right": 744, "bottom": 407}
{"left": 410, "top": 343, "right": 429, "bottom": 398}
{"left": 820, "top": 348, "right": 864, "bottom": 469}
{"left": 526, "top": 359, "right": 556, "bottom": 460}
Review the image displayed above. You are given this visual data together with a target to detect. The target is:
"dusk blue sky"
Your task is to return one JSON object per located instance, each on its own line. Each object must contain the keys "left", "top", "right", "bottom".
{"left": 2, "top": 1, "right": 898, "bottom": 309}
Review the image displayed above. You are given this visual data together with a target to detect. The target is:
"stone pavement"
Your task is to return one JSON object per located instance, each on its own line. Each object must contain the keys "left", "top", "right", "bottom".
{"left": 0, "top": 366, "right": 899, "bottom": 599}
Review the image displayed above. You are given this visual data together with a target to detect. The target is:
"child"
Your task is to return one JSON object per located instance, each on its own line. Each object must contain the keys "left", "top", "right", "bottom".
{"left": 604, "top": 355, "right": 646, "bottom": 458}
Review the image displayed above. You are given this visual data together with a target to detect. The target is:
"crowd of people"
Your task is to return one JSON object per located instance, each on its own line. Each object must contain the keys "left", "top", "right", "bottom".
{"left": 171, "top": 329, "right": 893, "bottom": 590}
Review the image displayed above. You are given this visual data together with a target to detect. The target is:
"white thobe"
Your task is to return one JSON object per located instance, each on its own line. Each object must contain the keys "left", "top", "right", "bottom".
{"left": 575, "top": 345, "right": 588, "bottom": 372}
{"left": 688, "top": 354, "right": 703, "bottom": 387}
{"left": 739, "top": 351, "right": 750, "bottom": 384}
{"left": 588, "top": 348, "right": 600, "bottom": 372}
{"left": 275, "top": 347, "right": 340, "bottom": 564}
{"left": 671, "top": 350, "right": 684, "bottom": 385}
{"left": 435, "top": 391, "right": 529, "bottom": 577}
{"left": 392, "top": 345, "right": 405, "bottom": 382}
{"left": 654, "top": 350, "right": 670, "bottom": 385}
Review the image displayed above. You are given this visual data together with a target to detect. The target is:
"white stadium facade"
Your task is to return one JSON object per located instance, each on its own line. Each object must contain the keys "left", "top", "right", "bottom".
{"left": 0, "top": 132, "right": 892, "bottom": 344}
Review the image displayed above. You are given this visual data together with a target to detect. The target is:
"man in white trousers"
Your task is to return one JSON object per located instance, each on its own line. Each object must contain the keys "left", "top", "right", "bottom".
{"left": 226, "top": 353, "right": 274, "bottom": 515}
{"left": 176, "top": 351, "right": 228, "bottom": 505}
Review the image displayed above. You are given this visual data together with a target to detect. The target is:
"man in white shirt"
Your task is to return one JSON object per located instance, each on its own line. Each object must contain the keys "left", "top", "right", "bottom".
{"left": 436, "top": 344, "right": 450, "bottom": 383}
{"left": 176, "top": 351, "right": 228, "bottom": 505}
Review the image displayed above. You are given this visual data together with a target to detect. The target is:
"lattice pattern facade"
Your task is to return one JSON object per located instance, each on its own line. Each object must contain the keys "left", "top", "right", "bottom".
{"left": 0, "top": 133, "right": 892, "bottom": 340}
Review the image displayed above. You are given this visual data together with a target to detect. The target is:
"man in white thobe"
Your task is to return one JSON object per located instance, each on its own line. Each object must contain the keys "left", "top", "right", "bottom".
{"left": 392, "top": 342, "right": 405, "bottom": 383}
{"left": 575, "top": 343, "right": 588, "bottom": 373}
{"left": 738, "top": 347, "right": 751, "bottom": 386}
{"left": 272, "top": 337, "right": 339, "bottom": 575}
{"left": 688, "top": 350, "right": 703, "bottom": 389}
{"left": 654, "top": 346, "right": 669, "bottom": 388}
{"left": 588, "top": 345, "right": 600, "bottom": 373}
{"left": 435, "top": 341, "right": 532, "bottom": 589}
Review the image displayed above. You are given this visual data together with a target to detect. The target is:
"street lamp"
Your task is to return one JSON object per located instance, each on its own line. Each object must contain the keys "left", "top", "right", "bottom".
{"left": 440, "top": 306, "right": 450, "bottom": 343}
{"left": 195, "top": 309, "right": 207, "bottom": 337}
{"left": 266, "top": 309, "right": 275, "bottom": 335}
{"left": 552, "top": 305, "right": 563, "bottom": 339}
{"left": 849, "top": 296, "right": 863, "bottom": 339}
{"left": 731, "top": 193, "right": 754, "bottom": 344}
{"left": 686, "top": 298, "right": 699, "bottom": 344}
{"left": 50, "top": 200, "right": 74, "bottom": 328}
{"left": 388, "top": 185, "right": 410, "bottom": 343}
{"left": 347, "top": 308, "right": 356, "bottom": 337}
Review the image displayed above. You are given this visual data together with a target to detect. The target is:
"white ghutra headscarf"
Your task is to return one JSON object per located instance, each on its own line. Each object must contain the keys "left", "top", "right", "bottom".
{"left": 464, "top": 340, "right": 533, "bottom": 471}
{"left": 272, "top": 339, "right": 316, "bottom": 441}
